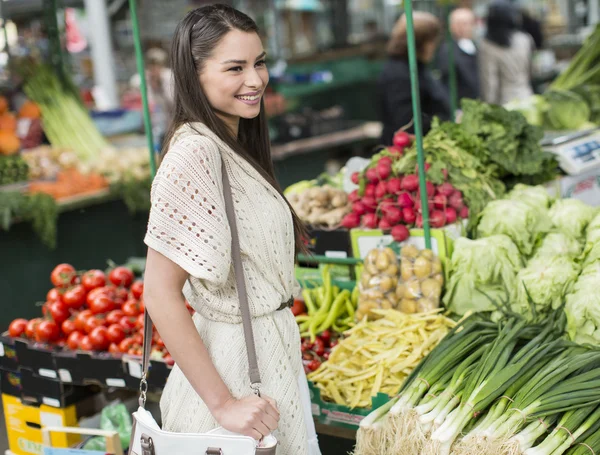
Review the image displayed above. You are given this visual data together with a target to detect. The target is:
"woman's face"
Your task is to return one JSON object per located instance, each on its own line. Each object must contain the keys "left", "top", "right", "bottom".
{"left": 199, "top": 29, "right": 269, "bottom": 134}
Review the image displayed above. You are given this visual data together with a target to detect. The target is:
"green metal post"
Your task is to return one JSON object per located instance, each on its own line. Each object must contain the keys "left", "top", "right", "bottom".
{"left": 446, "top": 5, "right": 458, "bottom": 121}
{"left": 128, "top": 0, "right": 157, "bottom": 177}
{"left": 404, "top": 0, "right": 431, "bottom": 249}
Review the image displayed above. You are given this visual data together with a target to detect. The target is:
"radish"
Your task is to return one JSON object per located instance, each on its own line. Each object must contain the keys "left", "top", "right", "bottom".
{"left": 393, "top": 131, "right": 411, "bottom": 148}
{"left": 397, "top": 191, "right": 414, "bottom": 208}
{"left": 449, "top": 190, "right": 464, "bottom": 209}
{"left": 401, "top": 174, "right": 419, "bottom": 192}
{"left": 442, "top": 169, "right": 448, "bottom": 180}
{"left": 378, "top": 156, "right": 393, "bottom": 166}
{"left": 445, "top": 207, "right": 457, "bottom": 224}
{"left": 380, "top": 198, "right": 396, "bottom": 215}
{"left": 436, "top": 182, "right": 454, "bottom": 197}
{"left": 391, "top": 224, "right": 410, "bottom": 242}
{"left": 351, "top": 172, "right": 360, "bottom": 185}
{"left": 387, "top": 177, "right": 403, "bottom": 195}
{"left": 377, "top": 162, "right": 391, "bottom": 180}
{"left": 459, "top": 206, "right": 469, "bottom": 219}
{"left": 415, "top": 163, "right": 432, "bottom": 174}
{"left": 362, "top": 213, "right": 379, "bottom": 229}
{"left": 416, "top": 214, "right": 423, "bottom": 228}
{"left": 365, "top": 183, "right": 376, "bottom": 198}
{"left": 425, "top": 181, "right": 435, "bottom": 197}
{"left": 388, "top": 145, "right": 404, "bottom": 157}
{"left": 414, "top": 197, "right": 422, "bottom": 211}
{"left": 362, "top": 196, "right": 377, "bottom": 212}
{"left": 366, "top": 168, "right": 379, "bottom": 183}
{"left": 403, "top": 207, "right": 417, "bottom": 225}
{"left": 352, "top": 201, "right": 367, "bottom": 216}
{"left": 430, "top": 210, "right": 447, "bottom": 228}
{"left": 341, "top": 212, "right": 361, "bottom": 229}
{"left": 433, "top": 194, "right": 447, "bottom": 209}
{"left": 385, "top": 206, "right": 403, "bottom": 225}
{"left": 348, "top": 189, "right": 360, "bottom": 202}
{"left": 375, "top": 181, "right": 388, "bottom": 200}
{"left": 379, "top": 218, "right": 393, "bottom": 231}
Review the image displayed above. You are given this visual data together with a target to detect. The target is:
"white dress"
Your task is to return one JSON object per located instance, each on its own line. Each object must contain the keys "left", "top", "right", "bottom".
{"left": 144, "top": 123, "right": 320, "bottom": 455}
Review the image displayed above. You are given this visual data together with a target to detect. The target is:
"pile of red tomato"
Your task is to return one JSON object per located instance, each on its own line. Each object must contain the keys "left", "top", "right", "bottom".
{"left": 7, "top": 263, "right": 185, "bottom": 365}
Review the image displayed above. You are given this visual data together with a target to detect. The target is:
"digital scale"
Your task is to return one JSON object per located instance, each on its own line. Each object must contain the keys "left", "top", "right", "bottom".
{"left": 542, "top": 128, "right": 600, "bottom": 175}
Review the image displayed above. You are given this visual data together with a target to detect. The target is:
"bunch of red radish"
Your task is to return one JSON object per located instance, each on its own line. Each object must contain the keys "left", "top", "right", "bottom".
{"left": 341, "top": 132, "right": 469, "bottom": 242}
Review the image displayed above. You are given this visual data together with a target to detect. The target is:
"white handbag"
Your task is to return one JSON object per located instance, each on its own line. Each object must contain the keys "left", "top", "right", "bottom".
{"left": 130, "top": 156, "right": 278, "bottom": 455}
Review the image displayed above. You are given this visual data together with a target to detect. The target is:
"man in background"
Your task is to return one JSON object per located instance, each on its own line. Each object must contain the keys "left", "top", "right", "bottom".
{"left": 437, "top": 8, "right": 480, "bottom": 102}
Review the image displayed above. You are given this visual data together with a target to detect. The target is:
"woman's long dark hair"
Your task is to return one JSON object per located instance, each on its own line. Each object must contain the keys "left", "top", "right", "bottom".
{"left": 486, "top": 0, "right": 518, "bottom": 47}
{"left": 164, "top": 4, "right": 307, "bottom": 255}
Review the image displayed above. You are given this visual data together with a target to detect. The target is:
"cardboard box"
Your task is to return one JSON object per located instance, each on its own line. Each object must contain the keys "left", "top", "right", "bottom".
{"left": 545, "top": 169, "right": 600, "bottom": 206}
{"left": 14, "top": 339, "right": 59, "bottom": 380}
{"left": 2, "top": 394, "right": 79, "bottom": 455}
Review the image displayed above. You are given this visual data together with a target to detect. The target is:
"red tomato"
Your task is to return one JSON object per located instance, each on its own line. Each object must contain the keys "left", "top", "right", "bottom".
{"left": 8, "top": 319, "right": 28, "bottom": 338}
{"left": 155, "top": 337, "right": 165, "bottom": 348}
{"left": 122, "top": 299, "right": 141, "bottom": 317}
{"left": 313, "top": 338, "right": 325, "bottom": 357}
{"left": 118, "top": 337, "right": 135, "bottom": 353}
{"left": 133, "top": 332, "right": 143, "bottom": 345}
{"left": 84, "top": 315, "right": 106, "bottom": 334}
{"left": 106, "top": 324, "right": 126, "bottom": 344}
{"left": 81, "top": 270, "right": 106, "bottom": 291}
{"left": 130, "top": 281, "right": 144, "bottom": 300}
{"left": 89, "top": 294, "right": 116, "bottom": 315}
{"left": 50, "top": 264, "right": 77, "bottom": 288}
{"left": 108, "top": 267, "right": 134, "bottom": 288}
{"left": 56, "top": 338, "right": 67, "bottom": 348}
{"left": 108, "top": 343, "right": 121, "bottom": 354}
{"left": 136, "top": 313, "right": 145, "bottom": 330}
{"left": 89, "top": 326, "right": 109, "bottom": 351}
{"left": 163, "top": 354, "right": 174, "bottom": 366}
{"left": 113, "top": 287, "right": 129, "bottom": 305}
{"left": 48, "top": 301, "right": 70, "bottom": 325}
{"left": 128, "top": 346, "right": 142, "bottom": 356}
{"left": 79, "top": 335, "right": 93, "bottom": 351}
{"left": 61, "top": 319, "right": 77, "bottom": 336}
{"left": 86, "top": 286, "right": 115, "bottom": 306}
{"left": 307, "top": 359, "right": 321, "bottom": 372}
{"left": 106, "top": 309, "right": 125, "bottom": 325}
{"left": 75, "top": 310, "right": 93, "bottom": 332}
{"left": 67, "top": 331, "right": 84, "bottom": 350}
{"left": 46, "top": 288, "right": 63, "bottom": 303}
{"left": 36, "top": 320, "right": 60, "bottom": 342}
{"left": 119, "top": 316, "right": 137, "bottom": 333}
{"left": 62, "top": 285, "right": 86, "bottom": 310}
{"left": 25, "top": 318, "right": 42, "bottom": 339}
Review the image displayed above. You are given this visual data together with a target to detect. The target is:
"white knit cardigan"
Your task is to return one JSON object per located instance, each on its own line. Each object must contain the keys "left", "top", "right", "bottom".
{"left": 144, "top": 123, "right": 308, "bottom": 455}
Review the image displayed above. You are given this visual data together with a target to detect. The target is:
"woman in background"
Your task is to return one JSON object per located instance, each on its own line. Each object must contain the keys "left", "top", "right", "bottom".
{"left": 479, "top": 0, "right": 534, "bottom": 105}
{"left": 379, "top": 11, "right": 450, "bottom": 145}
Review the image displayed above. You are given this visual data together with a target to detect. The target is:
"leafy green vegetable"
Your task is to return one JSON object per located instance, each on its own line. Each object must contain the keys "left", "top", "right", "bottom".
{"left": 460, "top": 99, "right": 558, "bottom": 180}
{"left": 583, "top": 242, "right": 600, "bottom": 267}
{"left": 514, "top": 255, "right": 580, "bottom": 320}
{"left": 507, "top": 184, "right": 552, "bottom": 212}
{"left": 565, "top": 263, "right": 600, "bottom": 345}
{"left": 543, "top": 89, "right": 592, "bottom": 131}
{"left": 586, "top": 213, "right": 600, "bottom": 246}
{"left": 573, "top": 84, "right": 600, "bottom": 124}
{"left": 533, "top": 232, "right": 582, "bottom": 260}
{"left": 505, "top": 95, "right": 549, "bottom": 126}
{"left": 443, "top": 235, "right": 524, "bottom": 316}
{"left": 476, "top": 199, "right": 550, "bottom": 256}
{"left": 551, "top": 24, "right": 600, "bottom": 91}
{"left": 548, "top": 198, "right": 597, "bottom": 240}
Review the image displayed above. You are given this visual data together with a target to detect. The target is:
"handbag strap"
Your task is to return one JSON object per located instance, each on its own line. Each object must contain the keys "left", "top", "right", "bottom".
{"left": 139, "top": 155, "right": 261, "bottom": 407}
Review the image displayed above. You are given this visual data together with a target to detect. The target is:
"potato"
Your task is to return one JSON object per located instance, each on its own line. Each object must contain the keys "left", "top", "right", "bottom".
{"left": 417, "top": 298, "right": 438, "bottom": 312}
{"left": 366, "top": 263, "right": 380, "bottom": 276}
{"left": 368, "top": 290, "right": 385, "bottom": 301}
{"left": 361, "top": 272, "right": 372, "bottom": 289}
{"left": 414, "top": 256, "right": 433, "bottom": 279}
{"left": 396, "top": 283, "right": 406, "bottom": 300}
{"left": 381, "top": 299, "right": 393, "bottom": 309}
{"left": 400, "top": 299, "right": 417, "bottom": 313}
{"left": 379, "top": 276, "right": 394, "bottom": 293}
{"left": 388, "top": 293, "right": 399, "bottom": 305}
{"left": 383, "top": 247, "right": 397, "bottom": 263}
{"left": 401, "top": 261, "right": 414, "bottom": 281}
{"left": 385, "top": 264, "right": 399, "bottom": 276}
{"left": 421, "top": 278, "right": 442, "bottom": 301}
{"left": 420, "top": 249, "right": 434, "bottom": 260}
{"left": 433, "top": 273, "right": 444, "bottom": 285}
{"left": 376, "top": 253, "right": 390, "bottom": 271}
{"left": 432, "top": 257, "right": 443, "bottom": 274}
{"left": 405, "top": 279, "right": 422, "bottom": 298}
{"left": 401, "top": 244, "right": 419, "bottom": 259}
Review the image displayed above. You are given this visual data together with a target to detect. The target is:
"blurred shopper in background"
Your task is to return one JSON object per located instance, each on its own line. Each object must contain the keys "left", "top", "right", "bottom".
{"left": 379, "top": 12, "right": 450, "bottom": 145}
{"left": 479, "top": 0, "right": 534, "bottom": 105}
{"left": 437, "top": 8, "right": 480, "bottom": 102}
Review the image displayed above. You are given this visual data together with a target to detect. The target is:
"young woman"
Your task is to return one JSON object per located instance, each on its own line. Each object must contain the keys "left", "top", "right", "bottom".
{"left": 378, "top": 11, "right": 450, "bottom": 145}
{"left": 142, "top": 5, "right": 320, "bottom": 455}
{"left": 479, "top": 0, "right": 534, "bottom": 105}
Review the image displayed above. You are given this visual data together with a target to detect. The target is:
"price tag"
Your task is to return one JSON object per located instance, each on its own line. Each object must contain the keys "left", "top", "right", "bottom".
{"left": 39, "top": 368, "right": 58, "bottom": 379}
{"left": 17, "top": 118, "right": 31, "bottom": 138}
{"left": 0, "top": 342, "right": 5, "bottom": 357}
{"left": 40, "top": 411, "right": 63, "bottom": 427}
{"left": 58, "top": 369, "right": 72, "bottom": 383}
{"left": 42, "top": 397, "right": 61, "bottom": 408}
{"left": 128, "top": 360, "right": 143, "bottom": 379}
{"left": 325, "top": 250, "right": 348, "bottom": 259}
{"left": 106, "top": 378, "right": 126, "bottom": 388}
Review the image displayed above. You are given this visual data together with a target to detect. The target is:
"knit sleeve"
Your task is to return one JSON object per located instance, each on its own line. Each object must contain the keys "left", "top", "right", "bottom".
{"left": 144, "top": 136, "right": 232, "bottom": 286}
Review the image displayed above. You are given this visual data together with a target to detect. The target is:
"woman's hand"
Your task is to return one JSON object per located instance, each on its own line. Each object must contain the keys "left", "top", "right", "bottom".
{"left": 213, "top": 394, "right": 280, "bottom": 440}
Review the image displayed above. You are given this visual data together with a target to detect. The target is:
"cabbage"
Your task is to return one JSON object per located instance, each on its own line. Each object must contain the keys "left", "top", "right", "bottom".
{"left": 548, "top": 199, "right": 597, "bottom": 240}
{"left": 507, "top": 184, "right": 552, "bottom": 212}
{"left": 477, "top": 199, "right": 550, "bottom": 256}
{"left": 533, "top": 232, "right": 582, "bottom": 260}
{"left": 566, "top": 263, "right": 600, "bottom": 345}
{"left": 505, "top": 95, "right": 548, "bottom": 126}
{"left": 443, "top": 235, "right": 524, "bottom": 316}
{"left": 543, "top": 89, "right": 591, "bottom": 131}
{"left": 586, "top": 213, "right": 600, "bottom": 245}
{"left": 514, "top": 255, "right": 580, "bottom": 320}
{"left": 583, "top": 241, "right": 600, "bottom": 267}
